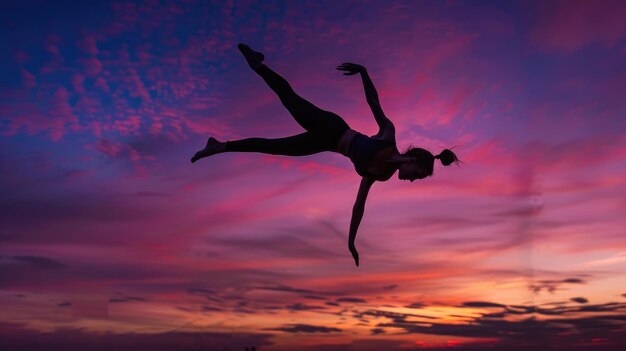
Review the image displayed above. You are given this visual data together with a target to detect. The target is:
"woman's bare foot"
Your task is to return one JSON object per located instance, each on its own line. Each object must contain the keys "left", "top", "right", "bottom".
{"left": 191, "top": 137, "right": 225, "bottom": 163}
{"left": 238, "top": 43, "right": 264, "bottom": 70}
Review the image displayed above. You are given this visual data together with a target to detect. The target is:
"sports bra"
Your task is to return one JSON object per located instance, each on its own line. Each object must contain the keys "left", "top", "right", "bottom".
{"left": 346, "top": 132, "right": 395, "bottom": 178}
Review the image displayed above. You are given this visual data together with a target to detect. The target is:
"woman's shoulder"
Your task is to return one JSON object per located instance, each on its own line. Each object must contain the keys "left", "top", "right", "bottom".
{"left": 368, "top": 134, "right": 395, "bottom": 145}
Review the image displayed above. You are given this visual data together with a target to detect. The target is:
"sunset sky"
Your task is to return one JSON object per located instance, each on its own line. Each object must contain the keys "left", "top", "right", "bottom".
{"left": 1, "top": 0, "right": 625, "bottom": 350}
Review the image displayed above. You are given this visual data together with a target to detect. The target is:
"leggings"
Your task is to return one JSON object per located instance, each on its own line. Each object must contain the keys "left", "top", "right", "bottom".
{"left": 225, "top": 64, "right": 350, "bottom": 156}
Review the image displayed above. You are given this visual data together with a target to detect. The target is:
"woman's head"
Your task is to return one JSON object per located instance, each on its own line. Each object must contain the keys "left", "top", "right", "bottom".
{"left": 398, "top": 147, "right": 461, "bottom": 182}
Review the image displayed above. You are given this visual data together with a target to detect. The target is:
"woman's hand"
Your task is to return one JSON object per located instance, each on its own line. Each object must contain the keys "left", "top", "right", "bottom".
{"left": 337, "top": 62, "right": 365, "bottom": 76}
{"left": 349, "top": 243, "right": 360, "bottom": 267}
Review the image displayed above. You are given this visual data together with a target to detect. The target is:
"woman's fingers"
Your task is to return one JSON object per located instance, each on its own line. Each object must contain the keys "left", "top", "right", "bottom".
{"left": 349, "top": 245, "right": 359, "bottom": 266}
{"left": 337, "top": 63, "right": 364, "bottom": 76}
{"left": 351, "top": 250, "right": 360, "bottom": 267}
{"left": 337, "top": 64, "right": 360, "bottom": 77}
{"left": 337, "top": 65, "right": 358, "bottom": 75}
{"left": 337, "top": 63, "right": 357, "bottom": 68}
{"left": 338, "top": 70, "right": 357, "bottom": 75}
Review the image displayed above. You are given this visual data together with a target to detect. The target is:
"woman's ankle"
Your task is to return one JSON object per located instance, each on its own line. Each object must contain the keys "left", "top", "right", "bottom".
{"left": 238, "top": 44, "right": 264, "bottom": 70}
{"left": 252, "top": 62, "right": 266, "bottom": 71}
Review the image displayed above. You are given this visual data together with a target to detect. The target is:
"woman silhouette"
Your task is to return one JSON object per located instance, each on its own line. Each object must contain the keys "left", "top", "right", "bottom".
{"left": 191, "top": 44, "right": 460, "bottom": 266}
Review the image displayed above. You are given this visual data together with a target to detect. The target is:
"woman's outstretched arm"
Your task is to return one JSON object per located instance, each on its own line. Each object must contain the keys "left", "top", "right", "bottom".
{"left": 337, "top": 63, "right": 395, "bottom": 140}
{"left": 348, "top": 177, "right": 375, "bottom": 266}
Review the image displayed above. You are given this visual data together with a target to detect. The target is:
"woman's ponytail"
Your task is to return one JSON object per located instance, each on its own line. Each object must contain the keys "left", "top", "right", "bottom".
{"left": 435, "top": 149, "right": 461, "bottom": 166}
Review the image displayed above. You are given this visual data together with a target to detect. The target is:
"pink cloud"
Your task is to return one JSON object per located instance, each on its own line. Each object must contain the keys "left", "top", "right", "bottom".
{"left": 71, "top": 74, "right": 85, "bottom": 94}
{"left": 136, "top": 48, "right": 152, "bottom": 65}
{"left": 459, "top": 138, "right": 508, "bottom": 166}
{"left": 75, "top": 95, "right": 102, "bottom": 117}
{"left": 94, "top": 77, "right": 109, "bottom": 92}
{"left": 89, "top": 121, "right": 103, "bottom": 137}
{"left": 126, "top": 68, "right": 150, "bottom": 100}
{"left": 47, "top": 87, "right": 79, "bottom": 141}
{"left": 521, "top": 133, "right": 625, "bottom": 174}
{"left": 177, "top": 112, "right": 231, "bottom": 137}
{"left": 95, "top": 138, "right": 125, "bottom": 157}
{"left": 20, "top": 68, "right": 37, "bottom": 89}
{"left": 148, "top": 116, "right": 163, "bottom": 135}
{"left": 13, "top": 50, "right": 30, "bottom": 64}
{"left": 79, "top": 57, "right": 102, "bottom": 77}
{"left": 258, "top": 155, "right": 352, "bottom": 178}
{"left": 93, "top": 138, "right": 147, "bottom": 162}
{"left": 45, "top": 34, "right": 63, "bottom": 57}
{"left": 112, "top": 114, "right": 142, "bottom": 135}
{"left": 421, "top": 33, "right": 479, "bottom": 71}
{"left": 0, "top": 102, "right": 42, "bottom": 137}
{"left": 530, "top": 0, "right": 626, "bottom": 53}
{"left": 403, "top": 88, "right": 476, "bottom": 128}
{"left": 76, "top": 34, "right": 99, "bottom": 55}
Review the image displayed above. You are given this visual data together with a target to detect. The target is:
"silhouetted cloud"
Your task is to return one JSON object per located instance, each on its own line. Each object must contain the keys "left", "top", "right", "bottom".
{"left": 405, "top": 302, "right": 427, "bottom": 309}
{"left": 286, "top": 303, "right": 326, "bottom": 311}
{"left": 303, "top": 295, "right": 327, "bottom": 300}
{"left": 356, "top": 309, "right": 438, "bottom": 323}
{"left": 0, "top": 322, "right": 273, "bottom": 351}
{"left": 253, "top": 284, "right": 342, "bottom": 297}
{"left": 529, "top": 277, "right": 586, "bottom": 294}
{"left": 571, "top": 297, "right": 588, "bottom": 304}
{"left": 201, "top": 306, "right": 222, "bottom": 312}
{"left": 108, "top": 296, "right": 146, "bottom": 303}
{"left": 370, "top": 298, "right": 626, "bottom": 348}
{"left": 267, "top": 324, "right": 341, "bottom": 333}
{"left": 462, "top": 301, "right": 506, "bottom": 308}
{"left": 578, "top": 302, "right": 625, "bottom": 312}
{"left": 187, "top": 288, "right": 215, "bottom": 295}
{"left": 377, "top": 313, "right": 625, "bottom": 344}
{"left": 371, "top": 328, "right": 385, "bottom": 335}
{"left": 336, "top": 297, "right": 367, "bottom": 304}
{"left": 256, "top": 284, "right": 315, "bottom": 294}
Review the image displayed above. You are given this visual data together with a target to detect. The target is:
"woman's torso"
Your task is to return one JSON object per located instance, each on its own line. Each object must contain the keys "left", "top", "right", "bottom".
{"left": 337, "top": 129, "right": 397, "bottom": 181}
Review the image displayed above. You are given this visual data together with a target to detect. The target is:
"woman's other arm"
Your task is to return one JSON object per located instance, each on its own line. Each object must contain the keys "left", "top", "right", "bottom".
{"left": 336, "top": 63, "right": 395, "bottom": 140}
{"left": 348, "top": 177, "right": 375, "bottom": 266}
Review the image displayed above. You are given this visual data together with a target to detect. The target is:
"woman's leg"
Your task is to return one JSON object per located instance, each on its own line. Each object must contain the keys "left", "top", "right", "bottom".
{"left": 239, "top": 44, "right": 349, "bottom": 139}
{"left": 225, "top": 132, "right": 335, "bottom": 156}
{"left": 191, "top": 132, "right": 335, "bottom": 163}
{"left": 191, "top": 44, "right": 352, "bottom": 164}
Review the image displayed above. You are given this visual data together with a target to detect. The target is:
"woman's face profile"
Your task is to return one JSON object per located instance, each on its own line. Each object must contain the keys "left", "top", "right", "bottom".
{"left": 398, "top": 161, "right": 429, "bottom": 182}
